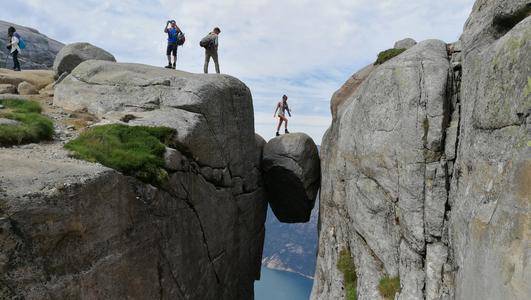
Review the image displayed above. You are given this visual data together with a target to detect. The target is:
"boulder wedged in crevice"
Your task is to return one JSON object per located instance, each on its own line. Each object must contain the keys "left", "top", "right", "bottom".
{"left": 262, "top": 133, "right": 320, "bottom": 223}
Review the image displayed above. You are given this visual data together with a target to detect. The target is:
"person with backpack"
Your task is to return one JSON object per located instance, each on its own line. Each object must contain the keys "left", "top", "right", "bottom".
{"left": 164, "top": 20, "right": 184, "bottom": 69}
{"left": 273, "top": 95, "right": 292, "bottom": 136}
{"left": 6, "top": 26, "right": 21, "bottom": 71}
{"left": 200, "top": 27, "right": 221, "bottom": 74}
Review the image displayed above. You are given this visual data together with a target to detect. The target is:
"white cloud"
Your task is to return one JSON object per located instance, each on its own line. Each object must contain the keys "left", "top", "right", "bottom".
{"left": 1, "top": 0, "right": 475, "bottom": 141}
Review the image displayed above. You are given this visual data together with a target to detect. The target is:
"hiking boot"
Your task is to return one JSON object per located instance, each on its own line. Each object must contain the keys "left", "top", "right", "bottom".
{"left": 276, "top": 132, "right": 280, "bottom": 137}
{"left": 164, "top": 64, "right": 172, "bottom": 69}
{"left": 172, "top": 63, "right": 176, "bottom": 69}
{"left": 284, "top": 129, "right": 290, "bottom": 134}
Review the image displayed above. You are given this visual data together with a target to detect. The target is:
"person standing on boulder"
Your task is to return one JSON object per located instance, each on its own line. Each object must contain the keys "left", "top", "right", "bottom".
{"left": 6, "top": 27, "right": 21, "bottom": 71}
{"left": 274, "top": 95, "right": 291, "bottom": 136}
{"left": 164, "top": 20, "right": 181, "bottom": 69}
{"left": 201, "top": 27, "right": 221, "bottom": 74}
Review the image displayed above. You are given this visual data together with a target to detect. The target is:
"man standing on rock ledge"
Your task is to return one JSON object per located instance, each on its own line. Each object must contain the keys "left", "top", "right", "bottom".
{"left": 164, "top": 20, "right": 181, "bottom": 69}
{"left": 201, "top": 27, "right": 221, "bottom": 74}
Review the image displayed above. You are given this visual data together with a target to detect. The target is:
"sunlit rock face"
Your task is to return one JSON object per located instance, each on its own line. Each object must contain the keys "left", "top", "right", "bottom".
{"left": 312, "top": 0, "right": 530, "bottom": 299}
{"left": 1, "top": 60, "right": 267, "bottom": 300}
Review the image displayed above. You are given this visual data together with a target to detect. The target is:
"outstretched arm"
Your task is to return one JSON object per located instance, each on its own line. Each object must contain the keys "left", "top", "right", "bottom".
{"left": 273, "top": 103, "right": 280, "bottom": 117}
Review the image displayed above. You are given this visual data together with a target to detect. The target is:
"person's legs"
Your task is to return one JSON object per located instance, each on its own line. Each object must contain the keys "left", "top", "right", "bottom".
{"left": 204, "top": 50, "right": 211, "bottom": 73}
{"left": 12, "top": 50, "right": 20, "bottom": 71}
{"left": 283, "top": 116, "right": 288, "bottom": 130}
{"left": 166, "top": 44, "right": 176, "bottom": 68}
{"left": 212, "top": 50, "right": 220, "bottom": 74}
{"left": 172, "top": 45, "right": 177, "bottom": 68}
{"left": 276, "top": 117, "right": 283, "bottom": 132}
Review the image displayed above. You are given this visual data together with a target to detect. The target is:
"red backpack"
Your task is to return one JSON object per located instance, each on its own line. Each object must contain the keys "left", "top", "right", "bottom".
{"left": 177, "top": 32, "right": 186, "bottom": 46}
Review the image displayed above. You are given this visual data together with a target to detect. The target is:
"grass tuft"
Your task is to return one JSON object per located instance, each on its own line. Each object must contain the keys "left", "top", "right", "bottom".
{"left": 378, "top": 275, "right": 400, "bottom": 299}
{"left": 374, "top": 48, "right": 406, "bottom": 65}
{"left": 0, "top": 99, "right": 53, "bottom": 146}
{"left": 337, "top": 248, "right": 357, "bottom": 300}
{"left": 64, "top": 124, "right": 175, "bottom": 186}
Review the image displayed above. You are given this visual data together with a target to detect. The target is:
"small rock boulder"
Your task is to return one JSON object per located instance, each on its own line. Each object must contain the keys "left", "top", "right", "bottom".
{"left": 164, "top": 147, "right": 189, "bottom": 172}
{"left": 0, "top": 118, "right": 21, "bottom": 126}
{"left": 0, "top": 83, "right": 16, "bottom": 94}
{"left": 262, "top": 133, "right": 320, "bottom": 223}
{"left": 394, "top": 38, "right": 417, "bottom": 49}
{"left": 53, "top": 42, "right": 116, "bottom": 77}
{"left": 39, "top": 82, "right": 55, "bottom": 97}
{"left": 17, "top": 81, "right": 38, "bottom": 95}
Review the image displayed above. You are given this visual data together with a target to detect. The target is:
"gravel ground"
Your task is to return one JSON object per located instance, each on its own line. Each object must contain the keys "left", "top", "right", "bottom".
{"left": 0, "top": 92, "right": 108, "bottom": 200}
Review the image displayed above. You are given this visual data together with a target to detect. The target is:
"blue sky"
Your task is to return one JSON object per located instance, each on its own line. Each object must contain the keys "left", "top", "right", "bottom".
{"left": 1, "top": 0, "right": 475, "bottom": 143}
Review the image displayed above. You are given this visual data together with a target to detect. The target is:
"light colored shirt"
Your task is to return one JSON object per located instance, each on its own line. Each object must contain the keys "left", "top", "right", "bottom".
{"left": 275, "top": 101, "right": 290, "bottom": 117}
{"left": 10, "top": 35, "right": 20, "bottom": 53}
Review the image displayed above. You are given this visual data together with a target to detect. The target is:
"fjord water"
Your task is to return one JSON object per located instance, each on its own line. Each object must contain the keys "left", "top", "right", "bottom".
{"left": 254, "top": 267, "right": 313, "bottom": 300}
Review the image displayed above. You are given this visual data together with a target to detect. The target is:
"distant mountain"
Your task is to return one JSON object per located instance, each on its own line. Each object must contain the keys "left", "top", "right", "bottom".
{"left": 261, "top": 199, "right": 318, "bottom": 278}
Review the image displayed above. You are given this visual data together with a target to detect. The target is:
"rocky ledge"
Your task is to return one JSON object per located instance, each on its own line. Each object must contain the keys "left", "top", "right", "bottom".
{"left": 1, "top": 59, "right": 268, "bottom": 299}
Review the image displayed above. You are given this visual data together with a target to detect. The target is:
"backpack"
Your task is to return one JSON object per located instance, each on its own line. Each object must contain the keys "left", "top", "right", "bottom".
{"left": 14, "top": 33, "right": 25, "bottom": 50}
{"left": 199, "top": 34, "right": 215, "bottom": 49}
{"left": 18, "top": 38, "right": 26, "bottom": 50}
{"left": 177, "top": 32, "right": 186, "bottom": 46}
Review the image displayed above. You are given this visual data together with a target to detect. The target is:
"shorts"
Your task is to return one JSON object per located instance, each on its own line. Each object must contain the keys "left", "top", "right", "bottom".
{"left": 166, "top": 43, "right": 177, "bottom": 56}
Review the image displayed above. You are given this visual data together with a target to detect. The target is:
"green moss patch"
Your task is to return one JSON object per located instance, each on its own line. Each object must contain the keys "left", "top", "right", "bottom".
{"left": 0, "top": 99, "right": 54, "bottom": 146}
{"left": 375, "top": 48, "right": 406, "bottom": 65}
{"left": 64, "top": 124, "right": 175, "bottom": 186}
{"left": 378, "top": 276, "right": 400, "bottom": 299}
{"left": 337, "top": 248, "right": 357, "bottom": 300}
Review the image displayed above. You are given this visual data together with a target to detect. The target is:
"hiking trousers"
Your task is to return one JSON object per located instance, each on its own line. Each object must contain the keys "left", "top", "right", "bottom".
{"left": 204, "top": 49, "right": 220, "bottom": 74}
{"left": 12, "top": 50, "right": 20, "bottom": 71}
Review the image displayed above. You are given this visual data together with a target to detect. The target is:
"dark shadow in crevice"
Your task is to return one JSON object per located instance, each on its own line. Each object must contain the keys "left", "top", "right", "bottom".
{"left": 493, "top": 4, "right": 531, "bottom": 38}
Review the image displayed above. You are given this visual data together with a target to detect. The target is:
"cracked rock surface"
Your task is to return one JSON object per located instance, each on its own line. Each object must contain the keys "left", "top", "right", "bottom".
{"left": 312, "top": 1, "right": 530, "bottom": 299}
{"left": 451, "top": 0, "right": 530, "bottom": 299}
{"left": 1, "top": 61, "right": 267, "bottom": 299}
{"left": 262, "top": 133, "right": 320, "bottom": 223}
